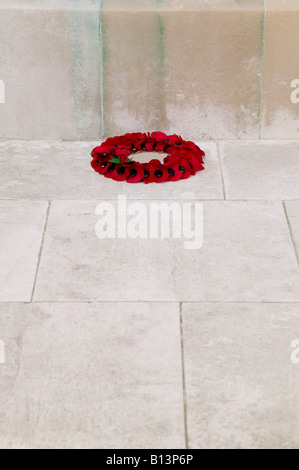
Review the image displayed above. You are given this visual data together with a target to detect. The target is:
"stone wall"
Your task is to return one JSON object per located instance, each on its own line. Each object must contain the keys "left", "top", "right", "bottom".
{"left": 0, "top": 0, "right": 298, "bottom": 140}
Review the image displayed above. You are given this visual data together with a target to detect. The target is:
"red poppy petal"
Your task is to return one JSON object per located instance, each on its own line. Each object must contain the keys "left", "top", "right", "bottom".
{"left": 155, "top": 141, "right": 166, "bottom": 152}
{"left": 151, "top": 131, "right": 168, "bottom": 141}
{"left": 95, "top": 143, "right": 114, "bottom": 152}
{"left": 126, "top": 174, "right": 143, "bottom": 183}
{"left": 145, "top": 141, "right": 155, "bottom": 151}
{"left": 90, "top": 160, "right": 102, "bottom": 172}
{"left": 126, "top": 165, "right": 144, "bottom": 183}
{"left": 151, "top": 167, "right": 169, "bottom": 182}
{"left": 169, "top": 172, "right": 183, "bottom": 182}
{"left": 164, "top": 160, "right": 181, "bottom": 170}
{"left": 91, "top": 160, "right": 109, "bottom": 174}
{"left": 181, "top": 171, "right": 191, "bottom": 180}
{"left": 115, "top": 149, "right": 131, "bottom": 157}
{"left": 91, "top": 146, "right": 103, "bottom": 155}
{"left": 148, "top": 159, "right": 163, "bottom": 167}
{"left": 112, "top": 172, "right": 128, "bottom": 182}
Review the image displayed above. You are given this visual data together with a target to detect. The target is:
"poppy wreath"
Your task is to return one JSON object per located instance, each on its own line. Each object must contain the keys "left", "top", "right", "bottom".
{"left": 90, "top": 132, "right": 205, "bottom": 184}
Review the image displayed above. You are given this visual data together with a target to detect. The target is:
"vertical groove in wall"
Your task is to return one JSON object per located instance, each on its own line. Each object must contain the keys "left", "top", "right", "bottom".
{"left": 99, "top": 0, "right": 105, "bottom": 139}
{"left": 154, "top": 1, "right": 168, "bottom": 131}
{"left": 258, "top": 0, "right": 266, "bottom": 140}
{"left": 69, "top": 3, "right": 102, "bottom": 140}
{"left": 69, "top": 9, "right": 83, "bottom": 139}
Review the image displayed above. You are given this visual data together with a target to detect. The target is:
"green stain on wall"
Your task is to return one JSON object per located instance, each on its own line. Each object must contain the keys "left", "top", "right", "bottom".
{"left": 69, "top": 1, "right": 102, "bottom": 139}
{"left": 258, "top": 0, "right": 266, "bottom": 139}
{"left": 156, "top": 14, "right": 165, "bottom": 80}
{"left": 99, "top": 0, "right": 168, "bottom": 137}
{"left": 100, "top": 0, "right": 105, "bottom": 137}
{"left": 154, "top": 2, "right": 168, "bottom": 130}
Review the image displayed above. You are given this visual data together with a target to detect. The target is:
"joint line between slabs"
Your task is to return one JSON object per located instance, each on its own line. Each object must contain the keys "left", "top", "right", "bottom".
{"left": 283, "top": 201, "right": 299, "bottom": 267}
{"left": 216, "top": 141, "right": 226, "bottom": 200}
{"left": 30, "top": 201, "right": 51, "bottom": 302}
{"left": 27, "top": 301, "right": 299, "bottom": 304}
{"left": 179, "top": 302, "right": 189, "bottom": 449}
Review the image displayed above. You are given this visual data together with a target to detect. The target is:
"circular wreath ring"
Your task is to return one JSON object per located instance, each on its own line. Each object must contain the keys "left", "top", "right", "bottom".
{"left": 90, "top": 132, "right": 205, "bottom": 184}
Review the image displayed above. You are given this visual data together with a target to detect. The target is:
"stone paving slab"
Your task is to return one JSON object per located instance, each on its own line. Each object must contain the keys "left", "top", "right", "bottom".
{"left": 0, "top": 141, "right": 222, "bottom": 200}
{"left": 0, "top": 200, "right": 48, "bottom": 302}
{"left": 182, "top": 302, "right": 299, "bottom": 449}
{"left": 220, "top": 141, "right": 299, "bottom": 200}
{"left": 0, "top": 301, "right": 184, "bottom": 449}
{"left": 33, "top": 200, "right": 299, "bottom": 302}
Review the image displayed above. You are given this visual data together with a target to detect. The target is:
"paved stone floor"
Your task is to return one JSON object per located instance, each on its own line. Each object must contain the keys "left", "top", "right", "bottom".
{"left": 0, "top": 140, "right": 299, "bottom": 448}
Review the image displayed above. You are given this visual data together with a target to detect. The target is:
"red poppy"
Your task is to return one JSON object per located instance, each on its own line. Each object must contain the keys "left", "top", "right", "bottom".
{"left": 194, "top": 145, "right": 205, "bottom": 157}
{"left": 163, "top": 159, "right": 183, "bottom": 181}
{"left": 141, "top": 163, "right": 156, "bottom": 184}
{"left": 178, "top": 159, "right": 192, "bottom": 179}
{"left": 91, "top": 144, "right": 114, "bottom": 157}
{"left": 150, "top": 131, "right": 168, "bottom": 141}
{"left": 185, "top": 155, "right": 205, "bottom": 173}
{"left": 172, "top": 148, "right": 204, "bottom": 167}
{"left": 167, "top": 134, "right": 184, "bottom": 146}
{"left": 114, "top": 148, "right": 131, "bottom": 158}
{"left": 124, "top": 132, "right": 147, "bottom": 141}
{"left": 126, "top": 164, "right": 144, "bottom": 183}
{"left": 91, "top": 157, "right": 109, "bottom": 175}
{"left": 105, "top": 136, "right": 132, "bottom": 150}
{"left": 104, "top": 163, "right": 129, "bottom": 181}
{"left": 146, "top": 159, "right": 169, "bottom": 183}
{"left": 176, "top": 151, "right": 204, "bottom": 173}
{"left": 144, "top": 139, "right": 157, "bottom": 151}
{"left": 163, "top": 157, "right": 190, "bottom": 181}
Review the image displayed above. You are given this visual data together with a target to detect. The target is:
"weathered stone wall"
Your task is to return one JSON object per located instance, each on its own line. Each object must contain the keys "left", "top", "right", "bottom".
{"left": 0, "top": 0, "right": 298, "bottom": 140}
